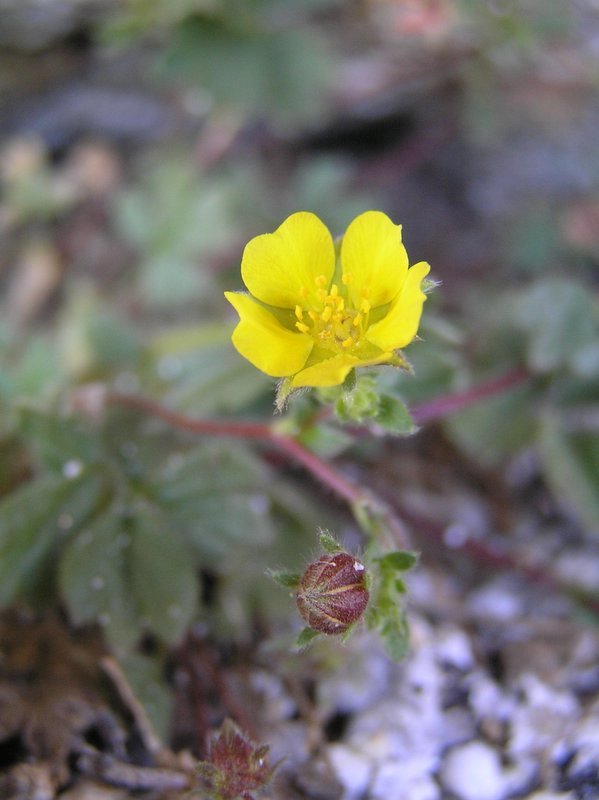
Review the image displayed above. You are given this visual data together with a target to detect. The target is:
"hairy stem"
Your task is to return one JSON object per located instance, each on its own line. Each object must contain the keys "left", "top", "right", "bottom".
{"left": 411, "top": 367, "right": 530, "bottom": 424}
{"left": 107, "top": 392, "right": 409, "bottom": 548}
{"left": 106, "top": 367, "right": 598, "bottom": 618}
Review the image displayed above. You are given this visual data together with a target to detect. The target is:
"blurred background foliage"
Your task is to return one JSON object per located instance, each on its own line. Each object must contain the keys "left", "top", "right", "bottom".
{"left": 1, "top": 0, "right": 599, "bottom": 735}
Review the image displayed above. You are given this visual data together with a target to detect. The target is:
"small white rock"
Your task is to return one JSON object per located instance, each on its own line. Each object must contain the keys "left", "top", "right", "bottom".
{"left": 328, "top": 743, "right": 372, "bottom": 799}
{"left": 434, "top": 627, "right": 474, "bottom": 671}
{"left": 441, "top": 741, "right": 506, "bottom": 800}
{"left": 371, "top": 758, "right": 440, "bottom": 800}
{"left": 468, "top": 580, "right": 523, "bottom": 620}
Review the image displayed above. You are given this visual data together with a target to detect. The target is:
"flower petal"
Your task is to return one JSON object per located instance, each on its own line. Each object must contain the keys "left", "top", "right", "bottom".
{"left": 291, "top": 353, "right": 360, "bottom": 387}
{"left": 225, "top": 291, "right": 313, "bottom": 377}
{"left": 341, "top": 211, "right": 408, "bottom": 309}
{"left": 241, "top": 212, "right": 335, "bottom": 309}
{"left": 365, "top": 261, "right": 430, "bottom": 351}
{"left": 291, "top": 349, "right": 393, "bottom": 388}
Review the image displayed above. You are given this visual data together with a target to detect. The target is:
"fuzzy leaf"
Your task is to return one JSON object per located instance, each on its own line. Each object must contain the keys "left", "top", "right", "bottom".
{"left": 375, "top": 395, "right": 416, "bottom": 435}
{"left": 375, "top": 550, "right": 419, "bottom": 573}
{"left": 318, "top": 530, "right": 343, "bottom": 554}
{"left": 58, "top": 512, "right": 139, "bottom": 655}
{"left": 268, "top": 569, "right": 301, "bottom": 589}
{"left": 514, "top": 279, "right": 598, "bottom": 374}
{"left": 118, "top": 653, "right": 174, "bottom": 743}
{"left": 130, "top": 509, "right": 199, "bottom": 645}
{"left": 538, "top": 414, "right": 599, "bottom": 533}
{"left": 0, "top": 472, "right": 107, "bottom": 607}
{"left": 295, "top": 626, "right": 321, "bottom": 650}
{"left": 18, "top": 407, "right": 102, "bottom": 473}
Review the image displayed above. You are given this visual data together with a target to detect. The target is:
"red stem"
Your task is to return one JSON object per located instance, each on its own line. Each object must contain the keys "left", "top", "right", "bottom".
{"left": 107, "top": 392, "right": 406, "bottom": 546}
{"left": 106, "top": 377, "right": 599, "bottom": 619}
{"left": 411, "top": 367, "right": 530, "bottom": 425}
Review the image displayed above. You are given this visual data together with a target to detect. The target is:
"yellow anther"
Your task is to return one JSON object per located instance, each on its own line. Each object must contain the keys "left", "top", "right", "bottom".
{"left": 330, "top": 284, "right": 339, "bottom": 298}
{"left": 352, "top": 313, "right": 362, "bottom": 327}
{"left": 295, "top": 322, "right": 310, "bottom": 334}
{"left": 336, "top": 297, "right": 345, "bottom": 311}
{"left": 333, "top": 312, "right": 343, "bottom": 323}
{"left": 321, "top": 306, "right": 333, "bottom": 323}
{"left": 315, "top": 274, "right": 327, "bottom": 288}
{"left": 295, "top": 305, "right": 304, "bottom": 320}
{"left": 341, "top": 338, "right": 354, "bottom": 349}
{"left": 342, "top": 273, "right": 353, "bottom": 285}
{"left": 319, "top": 329, "right": 332, "bottom": 340}
{"left": 360, "top": 299, "right": 371, "bottom": 315}
{"left": 308, "top": 310, "right": 318, "bottom": 321}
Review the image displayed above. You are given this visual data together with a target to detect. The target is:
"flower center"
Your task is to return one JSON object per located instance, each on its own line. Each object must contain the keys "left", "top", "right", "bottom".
{"left": 294, "top": 274, "right": 371, "bottom": 352}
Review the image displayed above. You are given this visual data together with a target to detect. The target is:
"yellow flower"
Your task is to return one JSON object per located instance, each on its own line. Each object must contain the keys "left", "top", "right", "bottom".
{"left": 224, "top": 211, "right": 430, "bottom": 388}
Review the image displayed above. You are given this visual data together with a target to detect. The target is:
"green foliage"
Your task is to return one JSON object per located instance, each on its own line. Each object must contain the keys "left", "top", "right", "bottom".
{"left": 1, "top": 0, "right": 598, "bottom": 751}
{"left": 427, "top": 275, "right": 599, "bottom": 531}
{"left": 538, "top": 414, "right": 599, "bottom": 534}
{"left": 119, "top": 652, "right": 175, "bottom": 742}
{"left": 513, "top": 279, "right": 599, "bottom": 375}
{"left": 319, "top": 374, "right": 416, "bottom": 436}
{"left": 104, "top": 1, "right": 334, "bottom": 126}
{"left": 3, "top": 403, "right": 324, "bottom": 661}
{"left": 160, "top": 16, "right": 331, "bottom": 124}
{"left": 115, "top": 157, "right": 237, "bottom": 309}
{"left": 366, "top": 550, "right": 419, "bottom": 661}
{"left": 318, "top": 529, "right": 343, "bottom": 554}
{"left": 0, "top": 471, "right": 108, "bottom": 608}
{"left": 295, "top": 626, "right": 321, "bottom": 650}
{"left": 268, "top": 569, "right": 301, "bottom": 589}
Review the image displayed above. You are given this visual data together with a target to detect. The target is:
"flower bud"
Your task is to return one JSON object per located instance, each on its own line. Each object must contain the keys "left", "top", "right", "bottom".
{"left": 296, "top": 552, "right": 369, "bottom": 635}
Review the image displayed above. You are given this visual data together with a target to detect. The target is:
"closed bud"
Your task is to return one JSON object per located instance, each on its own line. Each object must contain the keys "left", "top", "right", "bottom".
{"left": 296, "top": 552, "right": 369, "bottom": 635}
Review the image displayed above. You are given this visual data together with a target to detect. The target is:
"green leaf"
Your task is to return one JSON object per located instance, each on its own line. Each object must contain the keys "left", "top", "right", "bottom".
{"left": 153, "top": 442, "right": 276, "bottom": 564}
{"left": 162, "top": 343, "right": 270, "bottom": 416}
{"left": 58, "top": 512, "right": 139, "bottom": 655}
{"left": 378, "top": 611, "right": 410, "bottom": 661}
{"left": 118, "top": 652, "right": 174, "bottom": 744}
{"left": 538, "top": 414, "right": 599, "bottom": 533}
{"left": 318, "top": 530, "right": 343, "bottom": 554}
{"left": 375, "top": 551, "right": 419, "bottom": 573}
{"left": 275, "top": 377, "right": 296, "bottom": 412}
{"left": 366, "top": 550, "right": 415, "bottom": 660}
{"left": 130, "top": 510, "right": 198, "bottom": 645}
{"left": 0, "top": 472, "right": 108, "bottom": 608}
{"left": 375, "top": 395, "right": 416, "bottom": 435}
{"left": 331, "top": 375, "right": 379, "bottom": 423}
{"left": 18, "top": 407, "right": 102, "bottom": 474}
{"left": 298, "top": 423, "right": 354, "bottom": 458}
{"left": 446, "top": 382, "right": 537, "bottom": 466}
{"left": 342, "top": 369, "right": 356, "bottom": 392}
{"left": 157, "top": 442, "right": 270, "bottom": 496}
{"left": 295, "top": 626, "right": 321, "bottom": 650}
{"left": 176, "top": 494, "right": 275, "bottom": 564}
{"left": 267, "top": 569, "right": 301, "bottom": 589}
{"left": 160, "top": 17, "right": 331, "bottom": 124}
{"left": 514, "top": 279, "right": 598, "bottom": 374}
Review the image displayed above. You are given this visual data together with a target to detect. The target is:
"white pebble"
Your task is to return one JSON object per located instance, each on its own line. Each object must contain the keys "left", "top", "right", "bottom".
{"left": 435, "top": 627, "right": 474, "bottom": 671}
{"left": 468, "top": 581, "right": 522, "bottom": 620}
{"left": 371, "top": 759, "right": 440, "bottom": 800}
{"left": 328, "top": 743, "right": 372, "bottom": 799}
{"left": 441, "top": 741, "right": 506, "bottom": 800}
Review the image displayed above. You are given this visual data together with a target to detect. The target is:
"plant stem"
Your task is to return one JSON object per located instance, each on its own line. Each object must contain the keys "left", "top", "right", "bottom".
{"left": 411, "top": 367, "right": 529, "bottom": 424}
{"left": 107, "top": 392, "right": 409, "bottom": 547}
{"left": 107, "top": 383, "right": 598, "bottom": 618}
